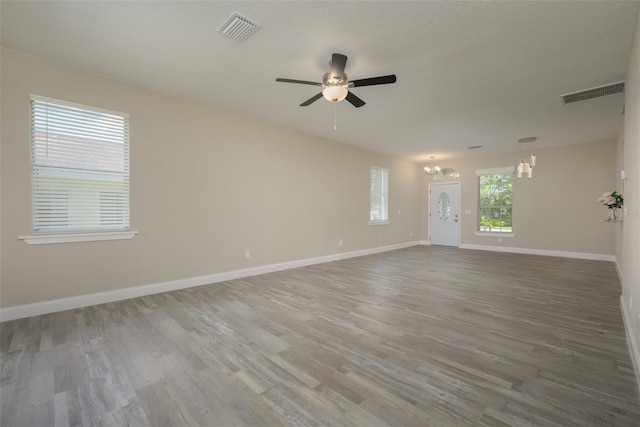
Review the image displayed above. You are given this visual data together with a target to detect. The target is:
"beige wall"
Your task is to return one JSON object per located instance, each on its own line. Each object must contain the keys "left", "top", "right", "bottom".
{"left": 0, "top": 48, "right": 422, "bottom": 308}
{"left": 0, "top": 45, "right": 629, "bottom": 313}
{"left": 420, "top": 140, "right": 618, "bottom": 255}
{"left": 620, "top": 4, "right": 640, "bottom": 369}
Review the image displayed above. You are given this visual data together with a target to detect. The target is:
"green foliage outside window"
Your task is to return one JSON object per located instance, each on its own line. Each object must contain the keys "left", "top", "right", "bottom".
{"left": 479, "top": 173, "right": 512, "bottom": 233}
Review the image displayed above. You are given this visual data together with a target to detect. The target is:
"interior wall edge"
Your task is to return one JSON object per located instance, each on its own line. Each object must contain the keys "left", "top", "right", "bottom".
{"left": 0, "top": 241, "right": 420, "bottom": 322}
{"left": 458, "top": 243, "right": 616, "bottom": 262}
{"left": 616, "top": 257, "right": 623, "bottom": 284}
{"left": 621, "top": 296, "right": 640, "bottom": 395}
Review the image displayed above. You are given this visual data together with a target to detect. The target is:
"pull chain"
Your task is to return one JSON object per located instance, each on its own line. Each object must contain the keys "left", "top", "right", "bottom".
{"left": 334, "top": 104, "right": 337, "bottom": 131}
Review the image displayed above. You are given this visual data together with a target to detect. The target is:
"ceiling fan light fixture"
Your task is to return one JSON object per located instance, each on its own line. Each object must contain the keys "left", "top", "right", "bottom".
{"left": 322, "top": 86, "right": 348, "bottom": 102}
{"left": 276, "top": 53, "right": 396, "bottom": 107}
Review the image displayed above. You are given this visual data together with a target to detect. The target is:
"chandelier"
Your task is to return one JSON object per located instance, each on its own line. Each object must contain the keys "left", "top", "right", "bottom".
{"left": 424, "top": 156, "right": 441, "bottom": 175}
{"left": 516, "top": 137, "right": 537, "bottom": 178}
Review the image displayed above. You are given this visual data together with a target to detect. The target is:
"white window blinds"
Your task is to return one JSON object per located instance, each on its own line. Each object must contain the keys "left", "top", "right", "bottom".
{"left": 30, "top": 95, "right": 130, "bottom": 233}
{"left": 369, "top": 166, "right": 389, "bottom": 222}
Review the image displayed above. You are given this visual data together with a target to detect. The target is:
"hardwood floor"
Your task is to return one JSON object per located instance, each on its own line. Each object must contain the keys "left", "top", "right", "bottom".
{"left": 1, "top": 246, "right": 639, "bottom": 426}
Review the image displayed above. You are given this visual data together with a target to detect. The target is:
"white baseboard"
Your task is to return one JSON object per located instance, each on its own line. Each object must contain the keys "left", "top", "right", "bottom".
{"left": 615, "top": 258, "right": 624, "bottom": 283}
{"left": 0, "top": 241, "right": 420, "bottom": 322}
{"left": 458, "top": 243, "right": 616, "bottom": 262}
{"left": 620, "top": 296, "right": 640, "bottom": 394}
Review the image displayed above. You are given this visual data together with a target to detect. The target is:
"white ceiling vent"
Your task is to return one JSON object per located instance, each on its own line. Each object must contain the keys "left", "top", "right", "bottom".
{"left": 559, "top": 81, "right": 625, "bottom": 105}
{"left": 218, "top": 12, "right": 259, "bottom": 42}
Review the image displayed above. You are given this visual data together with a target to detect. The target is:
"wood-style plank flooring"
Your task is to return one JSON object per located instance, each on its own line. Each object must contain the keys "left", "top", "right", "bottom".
{"left": 1, "top": 246, "right": 639, "bottom": 426}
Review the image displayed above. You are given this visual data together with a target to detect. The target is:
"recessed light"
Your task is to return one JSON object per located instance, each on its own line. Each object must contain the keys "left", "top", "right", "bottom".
{"left": 518, "top": 137, "right": 537, "bottom": 143}
{"left": 467, "top": 145, "right": 483, "bottom": 149}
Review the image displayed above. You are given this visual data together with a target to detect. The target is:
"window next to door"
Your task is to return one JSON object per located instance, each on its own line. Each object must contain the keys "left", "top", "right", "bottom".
{"left": 474, "top": 166, "right": 516, "bottom": 237}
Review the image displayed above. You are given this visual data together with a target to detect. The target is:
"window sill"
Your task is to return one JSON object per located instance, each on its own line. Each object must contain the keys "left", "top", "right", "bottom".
{"left": 19, "top": 230, "right": 139, "bottom": 245}
{"left": 474, "top": 231, "right": 516, "bottom": 238}
{"left": 369, "top": 220, "right": 390, "bottom": 226}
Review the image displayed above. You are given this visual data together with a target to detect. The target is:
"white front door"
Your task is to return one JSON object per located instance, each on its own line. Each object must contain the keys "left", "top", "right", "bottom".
{"left": 429, "top": 183, "right": 460, "bottom": 247}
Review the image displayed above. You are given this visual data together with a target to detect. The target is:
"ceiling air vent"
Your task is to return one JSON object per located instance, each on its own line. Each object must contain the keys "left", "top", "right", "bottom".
{"left": 559, "top": 81, "right": 624, "bottom": 105}
{"left": 218, "top": 12, "right": 260, "bottom": 42}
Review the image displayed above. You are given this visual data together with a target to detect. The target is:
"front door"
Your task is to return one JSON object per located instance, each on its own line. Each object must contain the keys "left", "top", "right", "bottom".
{"left": 429, "top": 183, "right": 460, "bottom": 246}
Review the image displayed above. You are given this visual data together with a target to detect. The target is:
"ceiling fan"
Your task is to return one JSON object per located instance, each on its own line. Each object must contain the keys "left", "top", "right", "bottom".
{"left": 275, "top": 53, "right": 396, "bottom": 108}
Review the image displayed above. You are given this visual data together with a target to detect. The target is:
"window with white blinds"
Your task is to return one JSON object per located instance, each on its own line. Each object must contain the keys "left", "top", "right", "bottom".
{"left": 30, "top": 95, "right": 130, "bottom": 234}
{"left": 369, "top": 166, "right": 389, "bottom": 223}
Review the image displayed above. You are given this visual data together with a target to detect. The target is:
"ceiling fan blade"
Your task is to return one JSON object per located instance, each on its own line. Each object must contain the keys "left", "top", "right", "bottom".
{"left": 300, "top": 92, "right": 323, "bottom": 106}
{"left": 331, "top": 53, "right": 348, "bottom": 78}
{"left": 346, "top": 91, "right": 365, "bottom": 108}
{"left": 276, "top": 78, "right": 323, "bottom": 86}
{"left": 350, "top": 74, "right": 397, "bottom": 87}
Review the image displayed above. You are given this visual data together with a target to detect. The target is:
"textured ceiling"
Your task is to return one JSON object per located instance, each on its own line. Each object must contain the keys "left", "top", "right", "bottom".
{"left": 1, "top": 1, "right": 637, "bottom": 164}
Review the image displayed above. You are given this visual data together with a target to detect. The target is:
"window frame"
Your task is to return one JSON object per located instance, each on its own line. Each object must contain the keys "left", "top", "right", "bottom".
{"left": 474, "top": 166, "right": 516, "bottom": 237}
{"left": 369, "top": 166, "right": 390, "bottom": 225}
{"left": 19, "top": 95, "right": 137, "bottom": 245}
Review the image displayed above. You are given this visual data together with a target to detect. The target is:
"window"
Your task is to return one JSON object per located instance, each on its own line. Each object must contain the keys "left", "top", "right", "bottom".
{"left": 100, "top": 192, "right": 126, "bottom": 227}
{"left": 369, "top": 166, "right": 389, "bottom": 224}
{"left": 432, "top": 167, "right": 460, "bottom": 181}
{"left": 477, "top": 167, "right": 514, "bottom": 234}
{"left": 29, "top": 95, "right": 130, "bottom": 234}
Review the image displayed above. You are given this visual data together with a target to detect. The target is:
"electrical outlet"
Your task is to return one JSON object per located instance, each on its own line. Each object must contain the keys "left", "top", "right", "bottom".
{"left": 498, "top": 237, "right": 503, "bottom": 243}
{"left": 410, "top": 232, "right": 413, "bottom": 238}
{"left": 245, "top": 250, "right": 251, "bottom": 259}
{"left": 338, "top": 240, "right": 343, "bottom": 247}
